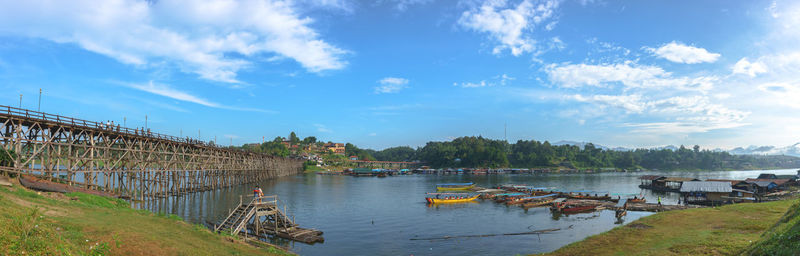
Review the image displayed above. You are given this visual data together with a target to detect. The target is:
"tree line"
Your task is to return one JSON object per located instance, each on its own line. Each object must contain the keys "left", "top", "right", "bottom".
{"left": 373, "top": 136, "right": 800, "bottom": 170}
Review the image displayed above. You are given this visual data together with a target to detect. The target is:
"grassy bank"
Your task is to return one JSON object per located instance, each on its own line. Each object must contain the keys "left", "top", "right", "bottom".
{"left": 539, "top": 199, "right": 796, "bottom": 255}
{"left": 0, "top": 182, "right": 292, "bottom": 255}
{"left": 744, "top": 200, "right": 800, "bottom": 255}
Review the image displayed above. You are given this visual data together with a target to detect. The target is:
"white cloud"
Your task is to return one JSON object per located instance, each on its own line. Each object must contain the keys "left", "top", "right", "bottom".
{"left": 374, "top": 77, "right": 409, "bottom": 94}
{"left": 646, "top": 41, "right": 720, "bottom": 64}
{"left": 120, "top": 81, "right": 274, "bottom": 113}
{"left": 458, "top": 0, "right": 560, "bottom": 56}
{"left": 569, "top": 94, "right": 749, "bottom": 133}
{"left": 124, "top": 81, "right": 220, "bottom": 107}
{"left": 545, "top": 62, "right": 715, "bottom": 91}
{"left": 314, "top": 124, "right": 332, "bottom": 133}
{"left": 0, "top": 0, "right": 348, "bottom": 83}
{"left": 455, "top": 74, "right": 515, "bottom": 88}
{"left": 758, "top": 82, "right": 800, "bottom": 108}
{"left": 732, "top": 58, "right": 768, "bottom": 77}
{"left": 570, "top": 94, "right": 646, "bottom": 113}
{"left": 392, "top": 0, "right": 433, "bottom": 11}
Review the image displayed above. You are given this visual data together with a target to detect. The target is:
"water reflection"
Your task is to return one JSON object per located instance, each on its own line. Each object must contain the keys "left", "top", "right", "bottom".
{"left": 137, "top": 168, "right": 797, "bottom": 256}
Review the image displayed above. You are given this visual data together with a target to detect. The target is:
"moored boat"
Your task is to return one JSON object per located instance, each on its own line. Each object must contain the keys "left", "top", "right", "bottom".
{"left": 425, "top": 193, "right": 480, "bottom": 204}
{"left": 550, "top": 201, "right": 597, "bottom": 214}
{"left": 629, "top": 198, "right": 646, "bottom": 203}
{"left": 19, "top": 175, "right": 118, "bottom": 198}
{"left": 521, "top": 194, "right": 559, "bottom": 208}
{"left": 436, "top": 182, "right": 475, "bottom": 191}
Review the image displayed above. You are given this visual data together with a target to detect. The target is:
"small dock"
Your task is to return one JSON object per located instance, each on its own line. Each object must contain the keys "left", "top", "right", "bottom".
{"left": 215, "top": 195, "right": 323, "bottom": 244}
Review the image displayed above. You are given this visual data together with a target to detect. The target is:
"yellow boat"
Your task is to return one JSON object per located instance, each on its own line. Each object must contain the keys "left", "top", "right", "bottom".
{"left": 426, "top": 194, "right": 480, "bottom": 204}
{"left": 435, "top": 182, "right": 475, "bottom": 191}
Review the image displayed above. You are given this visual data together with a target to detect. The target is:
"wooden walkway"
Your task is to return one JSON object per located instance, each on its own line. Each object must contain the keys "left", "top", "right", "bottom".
{"left": 215, "top": 195, "right": 323, "bottom": 244}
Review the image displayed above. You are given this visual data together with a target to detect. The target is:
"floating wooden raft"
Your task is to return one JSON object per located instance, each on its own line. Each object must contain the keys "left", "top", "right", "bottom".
{"left": 215, "top": 195, "right": 323, "bottom": 244}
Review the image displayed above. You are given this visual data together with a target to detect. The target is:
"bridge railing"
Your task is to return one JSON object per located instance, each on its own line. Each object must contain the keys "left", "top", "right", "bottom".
{"left": 0, "top": 105, "right": 246, "bottom": 152}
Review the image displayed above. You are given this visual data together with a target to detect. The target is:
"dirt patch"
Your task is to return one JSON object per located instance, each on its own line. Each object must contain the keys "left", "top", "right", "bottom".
{"left": 6, "top": 193, "right": 69, "bottom": 217}
{"left": 627, "top": 223, "right": 653, "bottom": 229}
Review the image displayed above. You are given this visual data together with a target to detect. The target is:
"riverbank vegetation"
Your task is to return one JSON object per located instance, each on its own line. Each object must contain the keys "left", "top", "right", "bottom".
{"left": 407, "top": 137, "right": 798, "bottom": 170}
{"left": 0, "top": 182, "right": 291, "bottom": 255}
{"left": 234, "top": 132, "right": 799, "bottom": 170}
{"left": 540, "top": 198, "right": 797, "bottom": 255}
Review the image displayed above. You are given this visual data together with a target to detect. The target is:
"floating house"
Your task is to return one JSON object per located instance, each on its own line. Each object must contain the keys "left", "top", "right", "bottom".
{"left": 639, "top": 176, "right": 699, "bottom": 192}
{"left": 679, "top": 181, "right": 733, "bottom": 205}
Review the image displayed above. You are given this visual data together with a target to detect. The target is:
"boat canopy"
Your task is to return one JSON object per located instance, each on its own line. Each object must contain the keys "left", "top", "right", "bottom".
{"left": 494, "top": 193, "right": 526, "bottom": 196}
{"left": 519, "top": 194, "right": 558, "bottom": 200}
{"left": 436, "top": 182, "right": 474, "bottom": 186}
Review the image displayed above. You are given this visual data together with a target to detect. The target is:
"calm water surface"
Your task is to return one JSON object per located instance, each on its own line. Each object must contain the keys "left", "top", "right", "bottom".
{"left": 138, "top": 168, "right": 798, "bottom": 256}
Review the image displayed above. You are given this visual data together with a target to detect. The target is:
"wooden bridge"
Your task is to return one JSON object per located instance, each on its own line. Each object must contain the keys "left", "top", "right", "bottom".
{"left": 215, "top": 195, "right": 323, "bottom": 244}
{"left": 0, "top": 105, "right": 303, "bottom": 200}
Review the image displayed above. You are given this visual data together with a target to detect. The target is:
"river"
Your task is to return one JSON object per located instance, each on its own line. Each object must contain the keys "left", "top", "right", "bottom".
{"left": 137, "top": 168, "right": 799, "bottom": 256}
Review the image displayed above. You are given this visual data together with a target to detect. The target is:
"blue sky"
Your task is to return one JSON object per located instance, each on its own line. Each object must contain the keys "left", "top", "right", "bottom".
{"left": 1, "top": 0, "right": 799, "bottom": 150}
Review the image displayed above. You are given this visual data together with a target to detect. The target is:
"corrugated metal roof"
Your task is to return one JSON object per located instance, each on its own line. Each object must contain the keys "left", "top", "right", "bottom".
{"left": 679, "top": 181, "right": 732, "bottom": 193}
{"left": 639, "top": 175, "right": 665, "bottom": 180}
{"left": 705, "top": 179, "right": 743, "bottom": 185}
{"left": 748, "top": 181, "right": 777, "bottom": 188}
{"left": 745, "top": 178, "right": 790, "bottom": 186}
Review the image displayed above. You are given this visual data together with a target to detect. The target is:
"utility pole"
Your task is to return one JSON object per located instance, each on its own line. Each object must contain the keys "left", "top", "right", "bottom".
{"left": 214, "top": 135, "right": 217, "bottom": 145}
{"left": 180, "top": 129, "right": 183, "bottom": 137}
{"left": 123, "top": 117, "right": 126, "bottom": 127}
{"left": 262, "top": 136, "right": 265, "bottom": 144}
{"left": 38, "top": 88, "right": 42, "bottom": 112}
{"left": 198, "top": 129, "right": 201, "bottom": 140}
{"left": 19, "top": 94, "right": 22, "bottom": 109}
{"left": 145, "top": 115, "right": 148, "bottom": 130}
{"left": 504, "top": 122, "right": 507, "bottom": 142}
{"left": 230, "top": 137, "right": 232, "bottom": 146}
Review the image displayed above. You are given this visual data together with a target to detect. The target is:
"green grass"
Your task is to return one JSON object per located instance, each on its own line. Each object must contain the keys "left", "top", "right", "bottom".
{"left": 303, "top": 164, "right": 326, "bottom": 173}
{"left": 743, "top": 200, "right": 800, "bottom": 255}
{"left": 538, "top": 199, "right": 796, "bottom": 256}
{"left": 0, "top": 181, "right": 293, "bottom": 255}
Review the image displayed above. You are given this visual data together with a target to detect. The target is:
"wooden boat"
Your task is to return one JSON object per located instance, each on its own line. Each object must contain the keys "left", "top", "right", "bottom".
{"left": 522, "top": 197, "right": 556, "bottom": 208}
{"left": 507, "top": 193, "right": 558, "bottom": 206}
{"left": 493, "top": 193, "right": 526, "bottom": 203}
{"left": 19, "top": 175, "right": 118, "bottom": 198}
{"left": 551, "top": 201, "right": 597, "bottom": 214}
{"left": 436, "top": 182, "right": 475, "bottom": 191}
{"left": 629, "top": 198, "right": 646, "bottom": 203}
{"left": 568, "top": 194, "right": 612, "bottom": 201}
{"left": 426, "top": 194, "right": 480, "bottom": 204}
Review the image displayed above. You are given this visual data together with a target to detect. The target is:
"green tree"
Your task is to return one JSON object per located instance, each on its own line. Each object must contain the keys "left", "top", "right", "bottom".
{"left": 289, "top": 131, "right": 300, "bottom": 145}
{"left": 302, "top": 136, "right": 317, "bottom": 145}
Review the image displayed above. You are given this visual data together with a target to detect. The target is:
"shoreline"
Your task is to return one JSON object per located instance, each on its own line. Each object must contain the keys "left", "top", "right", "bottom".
{"left": 536, "top": 198, "right": 798, "bottom": 255}
{"left": 0, "top": 178, "right": 294, "bottom": 256}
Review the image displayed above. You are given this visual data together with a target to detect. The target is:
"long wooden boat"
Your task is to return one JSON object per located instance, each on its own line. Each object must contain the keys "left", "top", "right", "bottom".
{"left": 19, "top": 175, "right": 118, "bottom": 198}
{"left": 522, "top": 198, "right": 556, "bottom": 208}
{"left": 426, "top": 194, "right": 480, "bottom": 204}
{"left": 568, "top": 194, "right": 612, "bottom": 201}
{"left": 551, "top": 201, "right": 597, "bottom": 214}
{"left": 629, "top": 198, "right": 646, "bottom": 203}
{"left": 436, "top": 183, "right": 475, "bottom": 191}
{"left": 507, "top": 193, "right": 558, "bottom": 206}
{"left": 494, "top": 193, "right": 526, "bottom": 203}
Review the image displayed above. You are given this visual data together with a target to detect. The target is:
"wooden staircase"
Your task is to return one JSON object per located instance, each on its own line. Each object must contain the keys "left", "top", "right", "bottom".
{"left": 214, "top": 195, "right": 324, "bottom": 244}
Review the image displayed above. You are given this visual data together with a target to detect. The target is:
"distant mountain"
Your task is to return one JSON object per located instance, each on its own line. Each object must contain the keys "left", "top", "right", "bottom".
{"left": 553, "top": 140, "right": 800, "bottom": 157}
{"left": 728, "top": 143, "right": 800, "bottom": 157}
